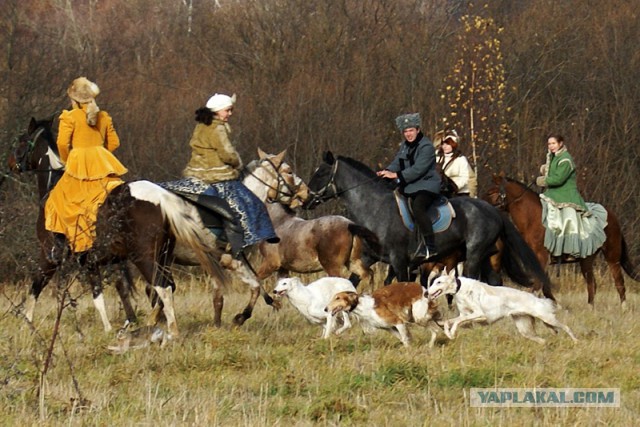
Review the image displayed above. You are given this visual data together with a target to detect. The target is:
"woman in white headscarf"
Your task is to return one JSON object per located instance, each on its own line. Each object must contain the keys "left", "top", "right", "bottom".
{"left": 180, "top": 93, "right": 279, "bottom": 253}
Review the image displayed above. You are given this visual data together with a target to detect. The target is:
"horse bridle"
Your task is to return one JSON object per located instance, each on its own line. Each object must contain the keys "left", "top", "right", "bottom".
{"left": 246, "top": 157, "right": 302, "bottom": 204}
{"left": 307, "top": 159, "right": 386, "bottom": 206}
{"left": 13, "top": 126, "right": 63, "bottom": 193}
{"left": 307, "top": 159, "right": 340, "bottom": 205}
{"left": 14, "top": 127, "right": 46, "bottom": 173}
{"left": 490, "top": 179, "right": 529, "bottom": 210}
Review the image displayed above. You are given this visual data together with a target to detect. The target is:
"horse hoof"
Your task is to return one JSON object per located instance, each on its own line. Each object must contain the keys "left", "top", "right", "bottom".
{"left": 270, "top": 299, "right": 282, "bottom": 311}
{"left": 232, "top": 314, "right": 247, "bottom": 326}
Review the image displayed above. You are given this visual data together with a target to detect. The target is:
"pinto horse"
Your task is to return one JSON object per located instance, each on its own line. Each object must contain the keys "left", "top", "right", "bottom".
{"left": 306, "top": 152, "right": 554, "bottom": 299}
{"left": 254, "top": 202, "right": 381, "bottom": 287}
{"left": 486, "top": 174, "right": 640, "bottom": 305}
{"left": 9, "top": 117, "right": 225, "bottom": 335}
{"left": 10, "top": 118, "right": 308, "bottom": 330}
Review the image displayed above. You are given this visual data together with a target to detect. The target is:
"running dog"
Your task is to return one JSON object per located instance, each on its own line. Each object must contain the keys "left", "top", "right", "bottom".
{"left": 273, "top": 277, "right": 356, "bottom": 338}
{"left": 325, "top": 282, "right": 442, "bottom": 347}
{"left": 427, "top": 269, "right": 578, "bottom": 344}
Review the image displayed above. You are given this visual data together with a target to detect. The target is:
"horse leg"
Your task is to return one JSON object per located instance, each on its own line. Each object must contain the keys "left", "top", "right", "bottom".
{"left": 115, "top": 261, "right": 138, "bottom": 324}
{"left": 152, "top": 262, "right": 179, "bottom": 336}
{"left": 346, "top": 234, "right": 374, "bottom": 289}
{"left": 383, "top": 266, "right": 396, "bottom": 285}
{"left": 579, "top": 256, "right": 597, "bottom": 306}
{"left": 600, "top": 233, "right": 626, "bottom": 305}
{"left": 231, "top": 260, "right": 264, "bottom": 326}
{"left": 605, "top": 259, "right": 626, "bottom": 306}
{"left": 212, "top": 279, "right": 224, "bottom": 328}
{"left": 85, "top": 262, "right": 112, "bottom": 333}
{"left": 24, "top": 261, "right": 57, "bottom": 322}
{"left": 255, "top": 245, "right": 280, "bottom": 281}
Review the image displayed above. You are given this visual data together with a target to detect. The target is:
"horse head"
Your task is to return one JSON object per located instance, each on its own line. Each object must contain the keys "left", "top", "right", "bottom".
{"left": 304, "top": 151, "right": 339, "bottom": 209}
{"left": 485, "top": 172, "right": 508, "bottom": 209}
{"left": 485, "top": 172, "right": 539, "bottom": 213}
{"left": 9, "top": 117, "right": 56, "bottom": 173}
{"left": 8, "top": 116, "right": 61, "bottom": 198}
{"left": 245, "top": 148, "right": 309, "bottom": 208}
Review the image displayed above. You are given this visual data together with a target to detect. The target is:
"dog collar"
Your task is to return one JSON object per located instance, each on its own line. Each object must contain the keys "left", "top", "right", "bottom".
{"left": 455, "top": 278, "right": 462, "bottom": 293}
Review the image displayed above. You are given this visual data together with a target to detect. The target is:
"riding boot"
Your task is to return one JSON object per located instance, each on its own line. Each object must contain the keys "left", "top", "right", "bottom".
{"left": 194, "top": 194, "right": 245, "bottom": 258}
{"left": 411, "top": 191, "right": 439, "bottom": 265}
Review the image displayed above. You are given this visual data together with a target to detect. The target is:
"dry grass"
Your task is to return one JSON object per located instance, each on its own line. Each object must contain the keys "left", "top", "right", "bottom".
{"left": 1, "top": 265, "right": 639, "bottom": 426}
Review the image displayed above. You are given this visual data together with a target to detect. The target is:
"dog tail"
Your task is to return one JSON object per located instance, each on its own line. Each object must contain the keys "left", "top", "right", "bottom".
{"left": 499, "top": 212, "right": 555, "bottom": 301}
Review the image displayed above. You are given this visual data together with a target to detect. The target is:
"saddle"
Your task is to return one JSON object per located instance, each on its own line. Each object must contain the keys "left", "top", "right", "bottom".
{"left": 393, "top": 190, "right": 455, "bottom": 233}
{"left": 169, "top": 190, "right": 244, "bottom": 257}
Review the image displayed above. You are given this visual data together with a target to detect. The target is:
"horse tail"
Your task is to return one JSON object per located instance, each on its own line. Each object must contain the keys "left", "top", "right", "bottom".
{"left": 347, "top": 223, "right": 383, "bottom": 261}
{"left": 499, "top": 212, "right": 555, "bottom": 300}
{"left": 128, "top": 181, "right": 227, "bottom": 287}
{"left": 621, "top": 237, "right": 640, "bottom": 281}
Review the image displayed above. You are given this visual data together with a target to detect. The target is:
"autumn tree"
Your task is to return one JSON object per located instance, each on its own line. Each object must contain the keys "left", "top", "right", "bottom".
{"left": 440, "top": 10, "right": 513, "bottom": 183}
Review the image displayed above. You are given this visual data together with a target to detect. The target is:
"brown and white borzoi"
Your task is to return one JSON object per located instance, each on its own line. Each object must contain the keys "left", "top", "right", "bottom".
{"left": 428, "top": 269, "right": 578, "bottom": 344}
{"left": 325, "top": 282, "right": 442, "bottom": 347}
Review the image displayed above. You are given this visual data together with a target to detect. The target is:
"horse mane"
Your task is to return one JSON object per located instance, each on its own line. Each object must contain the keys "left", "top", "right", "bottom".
{"left": 504, "top": 176, "right": 540, "bottom": 195}
{"left": 336, "top": 155, "right": 397, "bottom": 191}
{"left": 33, "top": 117, "right": 59, "bottom": 156}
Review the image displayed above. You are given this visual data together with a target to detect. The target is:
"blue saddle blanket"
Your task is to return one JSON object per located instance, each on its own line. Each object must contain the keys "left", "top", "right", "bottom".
{"left": 393, "top": 190, "right": 455, "bottom": 233}
{"left": 159, "top": 177, "right": 277, "bottom": 248}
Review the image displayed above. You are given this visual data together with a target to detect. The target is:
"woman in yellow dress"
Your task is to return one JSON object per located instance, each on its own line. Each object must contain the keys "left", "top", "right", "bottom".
{"left": 45, "top": 77, "right": 128, "bottom": 254}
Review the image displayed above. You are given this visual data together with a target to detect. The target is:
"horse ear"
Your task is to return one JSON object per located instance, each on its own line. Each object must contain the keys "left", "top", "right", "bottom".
{"left": 273, "top": 149, "right": 287, "bottom": 165}
{"left": 323, "top": 151, "right": 335, "bottom": 164}
{"left": 257, "top": 147, "right": 268, "bottom": 160}
{"left": 28, "top": 117, "right": 37, "bottom": 134}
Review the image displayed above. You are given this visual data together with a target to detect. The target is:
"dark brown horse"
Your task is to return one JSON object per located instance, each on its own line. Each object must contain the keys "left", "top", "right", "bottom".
{"left": 486, "top": 174, "right": 640, "bottom": 305}
{"left": 9, "top": 117, "right": 225, "bottom": 335}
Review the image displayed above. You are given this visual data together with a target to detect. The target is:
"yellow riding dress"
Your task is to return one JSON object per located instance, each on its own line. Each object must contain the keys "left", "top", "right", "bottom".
{"left": 44, "top": 107, "right": 128, "bottom": 252}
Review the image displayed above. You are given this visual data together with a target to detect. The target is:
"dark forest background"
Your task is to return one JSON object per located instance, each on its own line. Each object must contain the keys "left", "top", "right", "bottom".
{"left": 1, "top": 0, "right": 638, "bottom": 278}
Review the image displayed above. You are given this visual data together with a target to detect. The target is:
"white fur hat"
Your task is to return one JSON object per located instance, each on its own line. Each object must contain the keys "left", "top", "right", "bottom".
{"left": 206, "top": 93, "right": 237, "bottom": 112}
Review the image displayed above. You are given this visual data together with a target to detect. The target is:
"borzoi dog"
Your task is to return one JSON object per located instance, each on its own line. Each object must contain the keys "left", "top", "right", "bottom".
{"left": 273, "top": 277, "right": 356, "bottom": 338}
{"left": 427, "top": 269, "right": 578, "bottom": 344}
{"left": 324, "top": 282, "right": 442, "bottom": 347}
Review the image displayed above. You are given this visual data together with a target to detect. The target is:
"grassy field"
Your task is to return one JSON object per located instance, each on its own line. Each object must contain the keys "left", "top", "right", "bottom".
{"left": 1, "top": 265, "right": 638, "bottom": 426}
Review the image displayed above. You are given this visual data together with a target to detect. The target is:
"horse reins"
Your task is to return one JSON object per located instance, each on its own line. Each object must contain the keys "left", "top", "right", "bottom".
{"left": 495, "top": 179, "right": 530, "bottom": 210}
{"left": 16, "top": 126, "right": 63, "bottom": 194}
{"left": 308, "top": 159, "right": 381, "bottom": 205}
{"left": 245, "top": 157, "right": 300, "bottom": 203}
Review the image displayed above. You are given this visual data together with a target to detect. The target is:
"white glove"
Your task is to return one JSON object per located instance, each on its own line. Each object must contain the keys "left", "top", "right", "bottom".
{"left": 536, "top": 176, "right": 546, "bottom": 187}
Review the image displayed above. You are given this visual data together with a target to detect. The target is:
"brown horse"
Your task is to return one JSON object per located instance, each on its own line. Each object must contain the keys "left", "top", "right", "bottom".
{"left": 486, "top": 174, "right": 640, "bottom": 305}
{"left": 255, "top": 203, "right": 382, "bottom": 287}
{"left": 9, "top": 117, "right": 226, "bottom": 335}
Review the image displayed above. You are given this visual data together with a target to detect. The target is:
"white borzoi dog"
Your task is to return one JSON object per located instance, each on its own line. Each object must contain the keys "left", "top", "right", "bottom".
{"left": 325, "top": 282, "right": 443, "bottom": 347}
{"left": 427, "top": 269, "right": 578, "bottom": 344}
{"left": 273, "top": 277, "right": 356, "bottom": 338}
